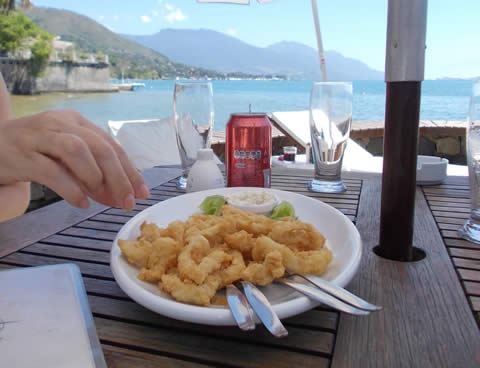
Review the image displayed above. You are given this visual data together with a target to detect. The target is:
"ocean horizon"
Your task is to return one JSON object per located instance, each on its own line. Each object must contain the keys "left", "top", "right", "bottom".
{"left": 11, "top": 79, "right": 473, "bottom": 132}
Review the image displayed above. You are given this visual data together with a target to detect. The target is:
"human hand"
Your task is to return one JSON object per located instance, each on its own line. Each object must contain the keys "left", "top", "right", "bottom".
{"left": 0, "top": 109, "right": 150, "bottom": 210}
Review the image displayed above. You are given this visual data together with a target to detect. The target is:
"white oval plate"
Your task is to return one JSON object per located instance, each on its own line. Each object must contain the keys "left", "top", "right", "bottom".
{"left": 110, "top": 187, "right": 362, "bottom": 326}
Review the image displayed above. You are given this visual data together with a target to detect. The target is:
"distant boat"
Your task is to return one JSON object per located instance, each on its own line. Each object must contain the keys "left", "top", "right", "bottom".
{"left": 111, "top": 71, "right": 146, "bottom": 91}
{"left": 114, "top": 82, "right": 145, "bottom": 91}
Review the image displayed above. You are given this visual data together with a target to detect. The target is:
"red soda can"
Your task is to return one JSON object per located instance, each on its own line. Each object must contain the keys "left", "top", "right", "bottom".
{"left": 226, "top": 113, "right": 272, "bottom": 187}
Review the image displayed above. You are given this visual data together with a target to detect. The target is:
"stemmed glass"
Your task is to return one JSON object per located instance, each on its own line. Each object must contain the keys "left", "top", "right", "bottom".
{"left": 458, "top": 80, "right": 480, "bottom": 243}
{"left": 308, "top": 82, "right": 352, "bottom": 193}
{"left": 173, "top": 82, "right": 214, "bottom": 190}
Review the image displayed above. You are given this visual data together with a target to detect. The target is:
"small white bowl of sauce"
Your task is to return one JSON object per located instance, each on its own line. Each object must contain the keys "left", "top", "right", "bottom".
{"left": 225, "top": 190, "right": 279, "bottom": 215}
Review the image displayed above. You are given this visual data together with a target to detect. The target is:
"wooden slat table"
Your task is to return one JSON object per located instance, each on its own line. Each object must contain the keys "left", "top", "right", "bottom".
{"left": 1, "top": 168, "right": 479, "bottom": 367}
{"left": 421, "top": 176, "right": 480, "bottom": 326}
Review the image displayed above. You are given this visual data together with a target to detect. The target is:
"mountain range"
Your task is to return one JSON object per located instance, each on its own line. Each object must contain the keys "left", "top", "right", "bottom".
{"left": 22, "top": 6, "right": 383, "bottom": 80}
{"left": 21, "top": 7, "right": 229, "bottom": 79}
{"left": 124, "top": 29, "right": 384, "bottom": 80}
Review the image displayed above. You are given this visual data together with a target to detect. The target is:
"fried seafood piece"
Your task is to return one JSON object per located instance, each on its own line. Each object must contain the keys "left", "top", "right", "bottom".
{"left": 253, "top": 236, "right": 332, "bottom": 276}
{"left": 118, "top": 238, "right": 153, "bottom": 268}
{"left": 160, "top": 273, "right": 222, "bottom": 306}
{"left": 165, "top": 220, "right": 185, "bottom": 245}
{"left": 138, "top": 237, "right": 179, "bottom": 282}
{"left": 217, "top": 249, "right": 246, "bottom": 287}
{"left": 224, "top": 230, "right": 256, "bottom": 260}
{"left": 268, "top": 218, "right": 326, "bottom": 251}
{"left": 138, "top": 222, "right": 167, "bottom": 242}
{"left": 184, "top": 213, "right": 236, "bottom": 247}
{"left": 178, "top": 234, "right": 231, "bottom": 284}
{"left": 242, "top": 250, "right": 285, "bottom": 286}
{"left": 222, "top": 205, "right": 275, "bottom": 237}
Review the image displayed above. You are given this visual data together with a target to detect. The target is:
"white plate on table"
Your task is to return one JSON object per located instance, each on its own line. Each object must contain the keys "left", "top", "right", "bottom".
{"left": 110, "top": 187, "right": 362, "bottom": 326}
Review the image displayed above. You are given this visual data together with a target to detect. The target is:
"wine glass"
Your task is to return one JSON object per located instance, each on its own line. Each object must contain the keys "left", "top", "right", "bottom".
{"left": 308, "top": 82, "right": 352, "bottom": 193}
{"left": 458, "top": 80, "right": 480, "bottom": 243}
{"left": 173, "top": 82, "right": 214, "bottom": 190}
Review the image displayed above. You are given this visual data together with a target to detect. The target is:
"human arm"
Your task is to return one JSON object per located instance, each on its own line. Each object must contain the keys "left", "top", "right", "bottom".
{"left": 0, "top": 73, "right": 31, "bottom": 222}
{"left": 0, "top": 73, "right": 150, "bottom": 222}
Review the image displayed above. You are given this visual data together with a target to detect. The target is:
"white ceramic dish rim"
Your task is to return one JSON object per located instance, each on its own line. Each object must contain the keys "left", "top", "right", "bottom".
{"left": 110, "top": 187, "right": 362, "bottom": 326}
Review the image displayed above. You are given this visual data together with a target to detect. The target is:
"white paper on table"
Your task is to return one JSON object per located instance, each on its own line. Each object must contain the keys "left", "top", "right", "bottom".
{"left": 0, "top": 264, "right": 106, "bottom": 368}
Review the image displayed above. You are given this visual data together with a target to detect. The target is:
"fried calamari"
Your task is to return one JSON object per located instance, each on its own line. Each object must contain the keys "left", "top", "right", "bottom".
{"left": 118, "top": 205, "right": 332, "bottom": 306}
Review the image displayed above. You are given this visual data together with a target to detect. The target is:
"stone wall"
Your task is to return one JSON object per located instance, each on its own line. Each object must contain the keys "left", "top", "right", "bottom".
{"left": 0, "top": 58, "right": 116, "bottom": 94}
{"left": 350, "top": 120, "right": 467, "bottom": 165}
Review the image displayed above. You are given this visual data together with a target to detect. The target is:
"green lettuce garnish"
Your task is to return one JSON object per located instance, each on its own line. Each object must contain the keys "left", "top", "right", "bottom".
{"left": 200, "top": 195, "right": 225, "bottom": 216}
{"left": 271, "top": 201, "right": 297, "bottom": 220}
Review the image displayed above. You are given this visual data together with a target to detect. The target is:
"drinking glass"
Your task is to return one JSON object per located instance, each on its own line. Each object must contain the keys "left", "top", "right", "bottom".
{"left": 458, "top": 80, "right": 480, "bottom": 243}
{"left": 173, "top": 82, "right": 214, "bottom": 190}
{"left": 308, "top": 82, "right": 352, "bottom": 193}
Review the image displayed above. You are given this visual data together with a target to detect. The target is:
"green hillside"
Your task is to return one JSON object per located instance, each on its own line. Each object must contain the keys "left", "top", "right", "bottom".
{"left": 21, "top": 6, "right": 227, "bottom": 79}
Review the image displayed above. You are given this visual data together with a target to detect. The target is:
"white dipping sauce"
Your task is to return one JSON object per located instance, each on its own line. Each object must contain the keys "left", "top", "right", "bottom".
{"left": 226, "top": 191, "right": 277, "bottom": 206}
{"left": 225, "top": 191, "right": 278, "bottom": 215}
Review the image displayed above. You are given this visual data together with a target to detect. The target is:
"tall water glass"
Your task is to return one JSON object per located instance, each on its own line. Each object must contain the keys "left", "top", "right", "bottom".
{"left": 173, "top": 82, "right": 214, "bottom": 190}
{"left": 309, "top": 82, "right": 352, "bottom": 193}
{"left": 458, "top": 80, "right": 480, "bottom": 243}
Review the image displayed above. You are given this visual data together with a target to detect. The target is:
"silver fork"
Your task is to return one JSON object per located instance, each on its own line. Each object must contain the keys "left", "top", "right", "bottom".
{"left": 289, "top": 272, "right": 382, "bottom": 311}
{"left": 277, "top": 272, "right": 382, "bottom": 314}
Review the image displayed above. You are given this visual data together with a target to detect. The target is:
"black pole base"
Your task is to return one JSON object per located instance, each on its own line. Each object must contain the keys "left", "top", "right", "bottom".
{"left": 373, "top": 245, "right": 426, "bottom": 262}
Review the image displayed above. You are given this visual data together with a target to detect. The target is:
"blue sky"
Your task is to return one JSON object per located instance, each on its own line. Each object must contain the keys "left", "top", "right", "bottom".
{"left": 32, "top": 0, "right": 478, "bottom": 80}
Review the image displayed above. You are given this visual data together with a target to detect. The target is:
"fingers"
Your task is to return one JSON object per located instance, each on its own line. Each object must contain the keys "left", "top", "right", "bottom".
{"left": 40, "top": 110, "right": 149, "bottom": 210}
{"left": 36, "top": 131, "right": 104, "bottom": 195}
{"left": 31, "top": 152, "right": 90, "bottom": 209}
{"left": 73, "top": 114, "right": 150, "bottom": 199}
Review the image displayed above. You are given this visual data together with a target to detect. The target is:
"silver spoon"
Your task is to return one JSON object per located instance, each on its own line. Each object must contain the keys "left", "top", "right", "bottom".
{"left": 240, "top": 281, "right": 288, "bottom": 338}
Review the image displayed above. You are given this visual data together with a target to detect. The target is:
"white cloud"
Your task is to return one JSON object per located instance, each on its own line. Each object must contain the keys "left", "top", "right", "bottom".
{"left": 106, "top": 25, "right": 114, "bottom": 31}
{"left": 157, "top": 0, "right": 163, "bottom": 4}
{"left": 98, "top": 15, "right": 105, "bottom": 20}
{"left": 166, "top": 9, "right": 186, "bottom": 23}
{"left": 165, "top": 3, "right": 174, "bottom": 11}
{"left": 141, "top": 15, "right": 152, "bottom": 23}
{"left": 152, "top": 10, "right": 159, "bottom": 16}
{"left": 226, "top": 29, "right": 237, "bottom": 36}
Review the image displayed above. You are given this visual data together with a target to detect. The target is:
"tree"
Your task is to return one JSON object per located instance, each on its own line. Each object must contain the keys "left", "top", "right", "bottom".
{"left": 1, "top": 0, "right": 32, "bottom": 15}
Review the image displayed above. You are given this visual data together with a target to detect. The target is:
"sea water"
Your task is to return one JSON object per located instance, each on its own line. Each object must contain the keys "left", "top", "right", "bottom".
{"left": 11, "top": 79, "right": 473, "bottom": 132}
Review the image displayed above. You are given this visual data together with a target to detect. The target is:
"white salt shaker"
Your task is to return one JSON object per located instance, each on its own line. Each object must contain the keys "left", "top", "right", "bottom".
{"left": 186, "top": 148, "right": 225, "bottom": 193}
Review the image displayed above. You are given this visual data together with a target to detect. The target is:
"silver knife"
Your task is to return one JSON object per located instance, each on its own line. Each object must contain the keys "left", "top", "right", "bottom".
{"left": 240, "top": 281, "right": 288, "bottom": 338}
{"left": 226, "top": 284, "right": 256, "bottom": 331}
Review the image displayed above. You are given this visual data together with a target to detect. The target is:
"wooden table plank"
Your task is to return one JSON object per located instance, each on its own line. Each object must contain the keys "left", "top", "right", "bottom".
{"left": 94, "top": 317, "right": 330, "bottom": 368}
{"left": 102, "top": 345, "right": 215, "bottom": 368}
{"left": 331, "top": 175, "right": 480, "bottom": 368}
{"left": 89, "top": 295, "right": 335, "bottom": 355}
{"left": 41, "top": 234, "right": 113, "bottom": 251}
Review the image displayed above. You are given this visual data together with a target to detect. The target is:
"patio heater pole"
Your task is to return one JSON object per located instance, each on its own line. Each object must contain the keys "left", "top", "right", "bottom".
{"left": 376, "top": 0, "right": 428, "bottom": 261}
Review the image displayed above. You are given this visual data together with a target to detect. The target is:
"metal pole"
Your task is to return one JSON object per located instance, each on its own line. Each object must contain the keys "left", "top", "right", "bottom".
{"left": 376, "top": 0, "right": 428, "bottom": 262}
